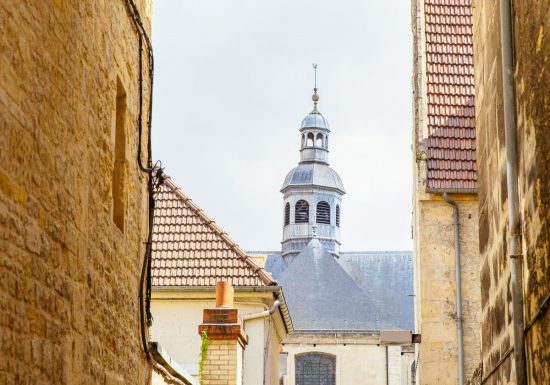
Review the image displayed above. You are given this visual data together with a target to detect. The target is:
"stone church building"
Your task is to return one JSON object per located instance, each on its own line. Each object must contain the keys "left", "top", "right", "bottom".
{"left": 249, "top": 89, "right": 416, "bottom": 385}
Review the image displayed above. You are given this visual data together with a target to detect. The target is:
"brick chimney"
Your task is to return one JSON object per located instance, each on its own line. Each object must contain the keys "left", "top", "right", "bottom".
{"left": 198, "top": 281, "right": 247, "bottom": 385}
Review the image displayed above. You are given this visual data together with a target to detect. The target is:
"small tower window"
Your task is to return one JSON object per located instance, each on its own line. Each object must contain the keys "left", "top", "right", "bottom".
{"left": 295, "top": 200, "right": 309, "bottom": 223}
{"left": 306, "top": 133, "right": 314, "bottom": 147}
{"left": 284, "top": 202, "right": 290, "bottom": 226}
{"left": 301, "top": 134, "right": 306, "bottom": 147}
{"left": 336, "top": 205, "right": 340, "bottom": 227}
{"left": 316, "top": 201, "right": 330, "bottom": 224}
{"left": 315, "top": 133, "right": 323, "bottom": 147}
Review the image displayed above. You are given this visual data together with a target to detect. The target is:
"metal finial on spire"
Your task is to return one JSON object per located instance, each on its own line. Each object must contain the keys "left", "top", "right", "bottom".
{"left": 312, "top": 63, "right": 319, "bottom": 113}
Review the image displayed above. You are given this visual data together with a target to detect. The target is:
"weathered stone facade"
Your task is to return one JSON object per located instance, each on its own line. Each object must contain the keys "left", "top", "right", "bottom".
{"left": 0, "top": 1, "right": 153, "bottom": 384}
{"left": 411, "top": 1, "right": 482, "bottom": 384}
{"left": 472, "top": 1, "right": 550, "bottom": 384}
{"left": 412, "top": 196, "right": 481, "bottom": 384}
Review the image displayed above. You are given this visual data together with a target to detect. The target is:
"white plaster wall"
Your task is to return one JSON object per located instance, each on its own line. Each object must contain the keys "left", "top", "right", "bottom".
{"left": 401, "top": 351, "right": 416, "bottom": 385}
{"left": 264, "top": 318, "right": 282, "bottom": 385}
{"left": 150, "top": 300, "right": 268, "bottom": 385}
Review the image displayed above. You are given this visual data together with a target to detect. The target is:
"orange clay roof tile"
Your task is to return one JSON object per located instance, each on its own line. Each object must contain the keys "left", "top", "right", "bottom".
{"left": 151, "top": 174, "right": 277, "bottom": 287}
{"left": 425, "top": 0, "right": 477, "bottom": 191}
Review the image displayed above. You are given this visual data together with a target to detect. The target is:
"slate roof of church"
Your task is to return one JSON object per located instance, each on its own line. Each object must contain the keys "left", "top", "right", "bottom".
{"left": 255, "top": 248, "right": 414, "bottom": 331}
{"left": 271, "top": 240, "right": 408, "bottom": 331}
{"left": 425, "top": 0, "right": 477, "bottom": 191}
{"left": 151, "top": 174, "right": 276, "bottom": 287}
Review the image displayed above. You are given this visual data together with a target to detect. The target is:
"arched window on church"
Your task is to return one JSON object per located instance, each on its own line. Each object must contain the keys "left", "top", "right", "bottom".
{"left": 284, "top": 203, "right": 290, "bottom": 226}
{"left": 306, "top": 133, "right": 314, "bottom": 147}
{"left": 301, "top": 133, "right": 305, "bottom": 147}
{"left": 295, "top": 200, "right": 309, "bottom": 223}
{"left": 295, "top": 353, "right": 335, "bottom": 385}
{"left": 316, "top": 201, "right": 330, "bottom": 224}
{"left": 336, "top": 204, "right": 340, "bottom": 227}
{"left": 315, "top": 133, "right": 323, "bottom": 147}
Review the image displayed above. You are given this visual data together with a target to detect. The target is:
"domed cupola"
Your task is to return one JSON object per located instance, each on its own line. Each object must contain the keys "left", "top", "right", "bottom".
{"left": 280, "top": 81, "right": 345, "bottom": 259}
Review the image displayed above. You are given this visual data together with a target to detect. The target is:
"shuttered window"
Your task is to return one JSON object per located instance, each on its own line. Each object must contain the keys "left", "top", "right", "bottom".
{"left": 335, "top": 205, "right": 340, "bottom": 227}
{"left": 284, "top": 203, "right": 290, "bottom": 226}
{"left": 316, "top": 201, "right": 330, "bottom": 224}
{"left": 295, "top": 200, "right": 309, "bottom": 223}
{"left": 295, "top": 353, "right": 336, "bottom": 385}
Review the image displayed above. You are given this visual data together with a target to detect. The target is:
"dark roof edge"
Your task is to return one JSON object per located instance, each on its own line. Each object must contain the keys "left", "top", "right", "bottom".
{"left": 426, "top": 187, "right": 478, "bottom": 194}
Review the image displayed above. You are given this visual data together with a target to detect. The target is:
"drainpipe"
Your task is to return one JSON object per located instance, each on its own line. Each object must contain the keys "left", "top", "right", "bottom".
{"left": 242, "top": 300, "right": 280, "bottom": 321}
{"left": 242, "top": 300, "right": 280, "bottom": 385}
{"left": 499, "top": 1, "right": 528, "bottom": 385}
{"left": 442, "top": 193, "right": 464, "bottom": 385}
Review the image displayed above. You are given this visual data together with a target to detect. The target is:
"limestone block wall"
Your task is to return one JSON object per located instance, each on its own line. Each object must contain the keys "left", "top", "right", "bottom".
{"left": 413, "top": 195, "right": 481, "bottom": 385}
{"left": 472, "top": 1, "right": 550, "bottom": 384}
{"left": 0, "top": 1, "right": 153, "bottom": 384}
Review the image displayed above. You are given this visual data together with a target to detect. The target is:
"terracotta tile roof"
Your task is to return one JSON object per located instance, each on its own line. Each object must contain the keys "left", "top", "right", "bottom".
{"left": 151, "top": 174, "right": 277, "bottom": 287}
{"left": 425, "top": 0, "right": 477, "bottom": 191}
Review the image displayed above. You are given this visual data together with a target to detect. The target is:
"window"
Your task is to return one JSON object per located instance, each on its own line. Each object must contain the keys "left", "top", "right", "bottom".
{"left": 315, "top": 133, "right": 323, "bottom": 147}
{"left": 336, "top": 205, "right": 340, "bottom": 227}
{"left": 316, "top": 201, "right": 330, "bottom": 224}
{"left": 295, "top": 353, "right": 335, "bottom": 385}
{"left": 295, "top": 200, "right": 309, "bottom": 223}
{"left": 112, "top": 77, "right": 127, "bottom": 232}
{"left": 284, "top": 202, "right": 290, "bottom": 226}
{"left": 306, "top": 133, "right": 314, "bottom": 147}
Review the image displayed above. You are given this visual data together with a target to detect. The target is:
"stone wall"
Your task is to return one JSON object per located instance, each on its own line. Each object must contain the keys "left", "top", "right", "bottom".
{"left": 472, "top": 1, "right": 550, "bottom": 384}
{"left": 411, "top": 1, "right": 482, "bottom": 383}
{"left": 0, "top": 1, "right": 153, "bottom": 384}
{"left": 413, "top": 195, "right": 481, "bottom": 385}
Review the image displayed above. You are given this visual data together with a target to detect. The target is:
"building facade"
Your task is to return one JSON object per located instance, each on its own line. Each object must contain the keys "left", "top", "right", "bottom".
{"left": 0, "top": 1, "right": 156, "bottom": 384}
{"left": 150, "top": 174, "right": 293, "bottom": 385}
{"left": 472, "top": 1, "right": 550, "bottom": 384}
{"left": 411, "top": 1, "right": 482, "bottom": 384}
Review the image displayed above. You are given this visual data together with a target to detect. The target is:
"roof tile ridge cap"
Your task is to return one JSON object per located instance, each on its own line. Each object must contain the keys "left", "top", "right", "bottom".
{"left": 217, "top": 232, "right": 277, "bottom": 286}
{"left": 161, "top": 175, "right": 276, "bottom": 286}
{"left": 163, "top": 177, "right": 221, "bottom": 226}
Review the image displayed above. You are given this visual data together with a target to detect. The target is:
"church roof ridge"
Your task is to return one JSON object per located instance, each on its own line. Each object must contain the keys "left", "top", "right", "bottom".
{"left": 278, "top": 239, "right": 400, "bottom": 331}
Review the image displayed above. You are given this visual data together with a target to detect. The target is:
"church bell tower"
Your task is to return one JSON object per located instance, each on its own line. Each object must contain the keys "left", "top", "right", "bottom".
{"left": 281, "top": 75, "right": 345, "bottom": 259}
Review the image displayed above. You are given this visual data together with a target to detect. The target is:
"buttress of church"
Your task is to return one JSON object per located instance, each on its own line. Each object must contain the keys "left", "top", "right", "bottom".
{"left": 281, "top": 88, "right": 345, "bottom": 259}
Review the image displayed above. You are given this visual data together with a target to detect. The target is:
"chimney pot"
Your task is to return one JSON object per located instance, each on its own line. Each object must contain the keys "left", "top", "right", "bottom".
{"left": 215, "top": 280, "right": 234, "bottom": 308}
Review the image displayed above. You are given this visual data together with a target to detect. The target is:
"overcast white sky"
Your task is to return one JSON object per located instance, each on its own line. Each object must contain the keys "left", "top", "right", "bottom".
{"left": 151, "top": 0, "right": 413, "bottom": 252}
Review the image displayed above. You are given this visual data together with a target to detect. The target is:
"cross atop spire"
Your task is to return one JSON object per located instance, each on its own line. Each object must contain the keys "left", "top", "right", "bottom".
{"left": 312, "top": 63, "right": 319, "bottom": 113}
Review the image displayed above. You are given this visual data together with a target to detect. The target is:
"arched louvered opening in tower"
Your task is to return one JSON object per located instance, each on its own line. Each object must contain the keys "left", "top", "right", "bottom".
{"left": 315, "top": 133, "right": 323, "bottom": 147}
{"left": 316, "top": 201, "right": 330, "bottom": 224}
{"left": 301, "top": 133, "right": 305, "bottom": 147}
{"left": 336, "top": 204, "right": 340, "bottom": 227}
{"left": 306, "top": 133, "right": 314, "bottom": 147}
{"left": 295, "top": 200, "right": 309, "bottom": 223}
{"left": 284, "top": 202, "right": 290, "bottom": 226}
